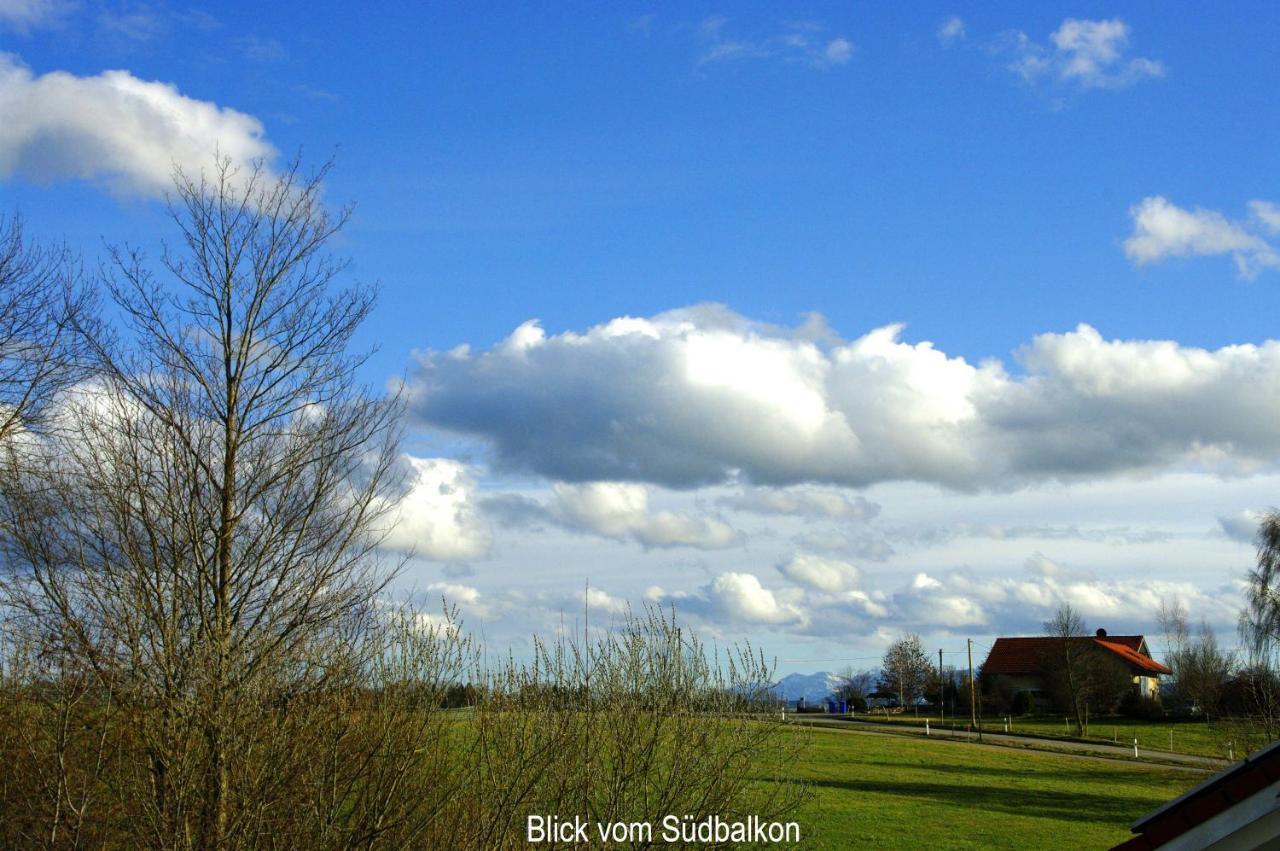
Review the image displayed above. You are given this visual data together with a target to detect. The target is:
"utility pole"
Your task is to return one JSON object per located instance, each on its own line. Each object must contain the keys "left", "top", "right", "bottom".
{"left": 938, "top": 649, "right": 944, "bottom": 723}
{"left": 968, "top": 638, "right": 982, "bottom": 742}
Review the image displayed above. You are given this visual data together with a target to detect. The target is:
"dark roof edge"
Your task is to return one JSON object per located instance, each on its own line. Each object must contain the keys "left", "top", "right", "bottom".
{"left": 1131, "top": 738, "right": 1280, "bottom": 832}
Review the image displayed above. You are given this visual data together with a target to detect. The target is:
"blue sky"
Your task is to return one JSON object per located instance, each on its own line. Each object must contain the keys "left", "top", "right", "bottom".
{"left": 3, "top": 2, "right": 1279, "bottom": 672}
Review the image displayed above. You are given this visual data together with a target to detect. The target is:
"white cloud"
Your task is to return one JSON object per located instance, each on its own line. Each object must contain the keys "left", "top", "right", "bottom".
{"left": 911, "top": 572, "right": 943, "bottom": 591}
{"left": 378, "top": 457, "right": 492, "bottom": 561}
{"left": 484, "top": 481, "right": 744, "bottom": 550}
{"left": 555, "top": 481, "right": 742, "bottom": 549}
{"left": 888, "top": 561, "right": 1239, "bottom": 637}
{"left": 408, "top": 581, "right": 635, "bottom": 636}
{"left": 697, "top": 19, "right": 853, "bottom": 70}
{"left": 391, "top": 468, "right": 1272, "bottom": 656}
{"left": 719, "top": 486, "right": 879, "bottom": 521}
{"left": 583, "top": 586, "right": 630, "bottom": 615}
{"left": 777, "top": 554, "right": 861, "bottom": 593}
{"left": 654, "top": 572, "right": 804, "bottom": 625}
{"left": 0, "top": 0, "right": 73, "bottom": 34}
{"left": 425, "top": 581, "right": 482, "bottom": 607}
{"left": 937, "top": 16, "right": 965, "bottom": 45}
{"left": 1124, "top": 196, "right": 1280, "bottom": 278}
{"left": 645, "top": 554, "right": 1238, "bottom": 639}
{"left": 1010, "top": 18, "right": 1163, "bottom": 90}
{"left": 696, "top": 555, "right": 1233, "bottom": 634}
{"left": 409, "top": 305, "right": 1280, "bottom": 490}
{"left": 1251, "top": 201, "right": 1280, "bottom": 235}
{"left": 823, "top": 38, "right": 854, "bottom": 65}
{"left": 0, "top": 53, "right": 276, "bottom": 197}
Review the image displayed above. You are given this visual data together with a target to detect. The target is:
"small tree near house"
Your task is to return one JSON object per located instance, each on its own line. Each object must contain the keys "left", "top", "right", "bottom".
{"left": 1041, "top": 604, "right": 1131, "bottom": 735}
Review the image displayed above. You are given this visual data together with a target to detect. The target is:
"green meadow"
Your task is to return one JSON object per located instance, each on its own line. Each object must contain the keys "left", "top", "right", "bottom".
{"left": 846, "top": 712, "right": 1244, "bottom": 760}
{"left": 784, "top": 727, "right": 1203, "bottom": 850}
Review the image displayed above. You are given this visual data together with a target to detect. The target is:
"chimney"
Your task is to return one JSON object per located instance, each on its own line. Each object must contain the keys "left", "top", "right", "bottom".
{"left": 1095, "top": 628, "right": 1107, "bottom": 638}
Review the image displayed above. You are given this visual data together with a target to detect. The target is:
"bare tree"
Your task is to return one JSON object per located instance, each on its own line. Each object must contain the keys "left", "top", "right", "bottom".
{"left": 1043, "top": 604, "right": 1092, "bottom": 735}
{"left": 1184, "top": 625, "right": 1232, "bottom": 720}
{"left": 0, "top": 214, "right": 94, "bottom": 442}
{"left": 1160, "top": 598, "right": 1233, "bottom": 718}
{"left": 1041, "top": 604, "right": 1131, "bottom": 735}
{"left": 880, "top": 634, "right": 931, "bottom": 708}
{"left": 1158, "top": 598, "right": 1191, "bottom": 663}
{"left": 0, "top": 160, "right": 812, "bottom": 850}
{"left": 834, "top": 667, "right": 875, "bottom": 706}
{"left": 0, "top": 157, "right": 402, "bottom": 850}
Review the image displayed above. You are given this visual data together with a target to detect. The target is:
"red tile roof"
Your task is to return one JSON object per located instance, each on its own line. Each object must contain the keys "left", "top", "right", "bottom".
{"left": 982, "top": 635, "right": 1169, "bottom": 676}
{"left": 1095, "top": 639, "right": 1172, "bottom": 675}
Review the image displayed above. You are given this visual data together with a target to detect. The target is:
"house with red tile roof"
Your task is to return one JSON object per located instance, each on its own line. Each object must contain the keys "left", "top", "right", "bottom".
{"left": 982, "top": 628, "right": 1171, "bottom": 704}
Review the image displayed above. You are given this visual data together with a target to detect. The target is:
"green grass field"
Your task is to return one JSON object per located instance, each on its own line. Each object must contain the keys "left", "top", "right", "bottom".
{"left": 846, "top": 712, "right": 1240, "bottom": 759}
{"left": 785, "top": 727, "right": 1203, "bottom": 849}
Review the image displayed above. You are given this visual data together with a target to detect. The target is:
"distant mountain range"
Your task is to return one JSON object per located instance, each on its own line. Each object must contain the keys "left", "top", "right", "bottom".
{"left": 771, "top": 671, "right": 846, "bottom": 704}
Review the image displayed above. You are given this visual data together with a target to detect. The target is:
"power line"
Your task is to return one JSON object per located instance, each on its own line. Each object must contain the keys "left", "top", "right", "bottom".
{"left": 781, "top": 649, "right": 975, "bottom": 664}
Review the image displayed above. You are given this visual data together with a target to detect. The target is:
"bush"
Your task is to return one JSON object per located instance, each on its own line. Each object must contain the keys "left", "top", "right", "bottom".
{"left": 0, "top": 604, "right": 811, "bottom": 849}
{"left": 1011, "top": 690, "right": 1036, "bottom": 716}
{"left": 1118, "top": 691, "right": 1164, "bottom": 720}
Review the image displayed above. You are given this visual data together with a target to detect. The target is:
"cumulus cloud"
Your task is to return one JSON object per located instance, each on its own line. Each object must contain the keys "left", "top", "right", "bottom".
{"left": 0, "top": 53, "right": 275, "bottom": 197}
{"left": 651, "top": 572, "right": 804, "bottom": 625}
{"left": 719, "top": 486, "right": 879, "bottom": 521}
{"left": 425, "top": 581, "right": 482, "bottom": 607}
{"left": 582, "top": 586, "right": 631, "bottom": 615}
{"left": 377, "top": 457, "right": 492, "bottom": 561}
{"left": 553, "top": 481, "right": 743, "bottom": 549}
{"left": 1125, "top": 196, "right": 1280, "bottom": 278}
{"left": 648, "top": 555, "right": 1237, "bottom": 639}
{"left": 483, "top": 481, "right": 743, "bottom": 550}
{"left": 697, "top": 18, "right": 853, "bottom": 69}
{"left": 0, "top": 0, "right": 73, "bottom": 34}
{"left": 409, "top": 305, "right": 1280, "bottom": 491}
{"left": 1010, "top": 18, "right": 1163, "bottom": 90}
{"left": 937, "top": 16, "right": 965, "bottom": 45}
{"left": 776, "top": 553, "right": 861, "bottom": 593}
{"left": 891, "top": 559, "right": 1239, "bottom": 636}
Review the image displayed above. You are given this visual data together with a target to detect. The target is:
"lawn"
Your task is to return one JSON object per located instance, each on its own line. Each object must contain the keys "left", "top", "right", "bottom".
{"left": 846, "top": 712, "right": 1243, "bottom": 759}
{"left": 785, "top": 727, "right": 1203, "bottom": 849}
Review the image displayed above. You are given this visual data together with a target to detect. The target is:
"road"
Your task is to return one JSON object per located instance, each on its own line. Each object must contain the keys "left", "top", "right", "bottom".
{"left": 789, "top": 714, "right": 1229, "bottom": 771}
